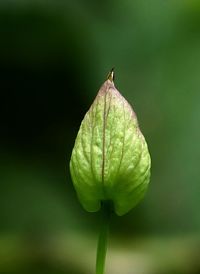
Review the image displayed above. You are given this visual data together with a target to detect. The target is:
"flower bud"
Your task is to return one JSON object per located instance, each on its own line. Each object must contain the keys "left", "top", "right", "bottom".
{"left": 70, "top": 71, "right": 151, "bottom": 216}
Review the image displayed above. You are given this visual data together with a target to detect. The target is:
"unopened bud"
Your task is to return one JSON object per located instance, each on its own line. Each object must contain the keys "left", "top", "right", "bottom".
{"left": 70, "top": 71, "right": 151, "bottom": 216}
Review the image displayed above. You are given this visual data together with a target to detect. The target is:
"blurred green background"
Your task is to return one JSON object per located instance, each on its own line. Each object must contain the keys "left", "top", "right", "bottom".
{"left": 1, "top": 0, "right": 200, "bottom": 273}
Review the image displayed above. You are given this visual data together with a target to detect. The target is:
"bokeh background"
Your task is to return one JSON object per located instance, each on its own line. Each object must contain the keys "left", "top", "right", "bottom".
{"left": 1, "top": 1, "right": 200, "bottom": 273}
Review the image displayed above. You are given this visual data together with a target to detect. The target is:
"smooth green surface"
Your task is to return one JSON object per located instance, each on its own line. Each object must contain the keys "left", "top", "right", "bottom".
{"left": 96, "top": 202, "right": 111, "bottom": 274}
{"left": 70, "top": 78, "right": 151, "bottom": 215}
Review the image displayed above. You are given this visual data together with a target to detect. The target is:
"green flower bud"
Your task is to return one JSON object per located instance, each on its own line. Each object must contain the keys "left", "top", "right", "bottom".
{"left": 70, "top": 71, "right": 151, "bottom": 216}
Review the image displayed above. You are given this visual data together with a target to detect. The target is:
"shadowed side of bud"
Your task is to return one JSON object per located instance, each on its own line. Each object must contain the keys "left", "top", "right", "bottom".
{"left": 70, "top": 71, "right": 151, "bottom": 216}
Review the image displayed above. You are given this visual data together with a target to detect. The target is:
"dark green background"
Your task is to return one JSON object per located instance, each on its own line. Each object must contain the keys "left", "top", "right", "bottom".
{"left": 0, "top": 1, "right": 200, "bottom": 273}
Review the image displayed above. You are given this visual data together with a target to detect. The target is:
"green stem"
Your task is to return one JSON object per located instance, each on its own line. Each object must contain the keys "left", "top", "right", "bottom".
{"left": 96, "top": 201, "right": 111, "bottom": 274}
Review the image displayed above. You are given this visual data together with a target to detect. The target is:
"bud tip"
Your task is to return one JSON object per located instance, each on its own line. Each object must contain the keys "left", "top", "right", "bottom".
{"left": 107, "top": 68, "right": 115, "bottom": 82}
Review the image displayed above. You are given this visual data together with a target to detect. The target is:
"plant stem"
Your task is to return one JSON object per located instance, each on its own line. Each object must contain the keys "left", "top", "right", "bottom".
{"left": 96, "top": 201, "right": 111, "bottom": 274}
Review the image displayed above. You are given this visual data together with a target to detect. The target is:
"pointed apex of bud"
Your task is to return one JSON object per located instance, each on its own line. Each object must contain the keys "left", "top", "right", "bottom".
{"left": 107, "top": 68, "right": 115, "bottom": 82}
